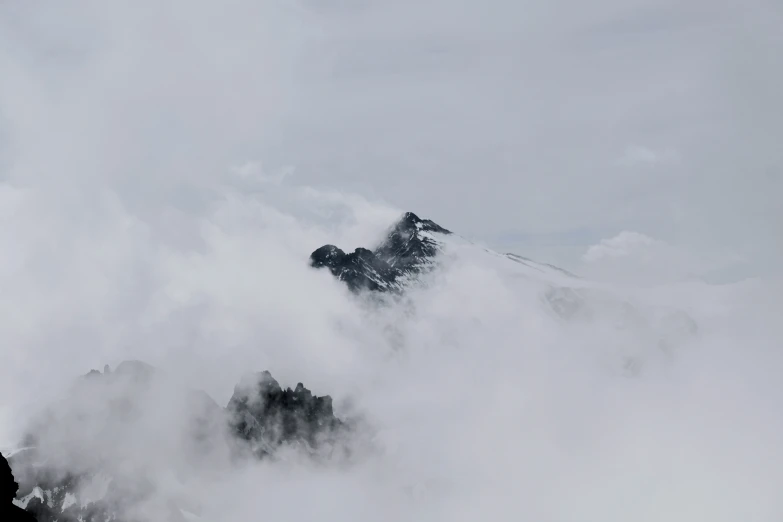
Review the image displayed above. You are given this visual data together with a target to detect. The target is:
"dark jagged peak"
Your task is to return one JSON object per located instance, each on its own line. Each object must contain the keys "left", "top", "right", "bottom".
{"left": 312, "top": 245, "right": 402, "bottom": 292}
{"left": 309, "top": 244, "right": 346, "bottom": 270}
{"left": 12, "top": 363, "right": 345, "bottom": 521}
{"left": 375, "top": 212, "right": 450, "bottom": 270}
{"left": 227, "top": 371, "right": 342, "bottom": 457}
{"left": 309, "top": 212, "right": 450, "bottom": 293}
{"left": 399, "top": 211, "right": 450, "bottom": 235}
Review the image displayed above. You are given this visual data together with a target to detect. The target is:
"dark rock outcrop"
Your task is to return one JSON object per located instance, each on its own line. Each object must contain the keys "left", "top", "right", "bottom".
{"left": 9, "top": 362, "right": 344, "bottom": 522}
{"left": 1, "top": 452, "right": 36, "bottom": 521}
{"left": 228, "top": 371, "right": 343, "bottom": 457}
{"left": 310, "top": 212, "right": 450, "bottom": 292}
{"left": 310, "top": 245, "right": 403, "bottom": 292}
{"left": 374, "top": 212, "right": 449, "bottom": 268}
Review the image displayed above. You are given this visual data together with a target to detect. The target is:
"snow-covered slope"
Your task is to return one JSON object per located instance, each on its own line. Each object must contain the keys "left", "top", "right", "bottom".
{"left": 310, "top": 211, "right": 699, "bottom": 369}
{"left": 309, "top": 211, "right": 575, "bottom": 293}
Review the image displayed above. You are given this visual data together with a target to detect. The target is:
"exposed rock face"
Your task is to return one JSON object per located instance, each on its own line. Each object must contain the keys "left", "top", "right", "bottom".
{"left": 310, "top": 246, "right": 403, "bottom": 292}
{"left": 373, "top": 212, "right": 450, "bottom": 268}
{"left": 310, "top": 212, "right": 450, "bottom": 292}
{"left": 227, "top": 371, "right": 343, "bottom": 458}
{"left": 1, "top": 452, "right": 36, "bottom": 521}
{"left": 8, "top": 363, "right": 344, "bottom": 522}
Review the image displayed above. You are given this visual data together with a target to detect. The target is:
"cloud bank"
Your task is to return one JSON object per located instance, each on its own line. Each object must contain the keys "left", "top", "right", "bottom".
{"left": 1, "top": 0, "right": 782, "bottom": 520}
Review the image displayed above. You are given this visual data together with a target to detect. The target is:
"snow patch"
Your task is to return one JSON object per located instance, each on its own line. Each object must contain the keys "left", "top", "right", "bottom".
{"left": 14, "top": 486, "right": 45, "bottom": 509}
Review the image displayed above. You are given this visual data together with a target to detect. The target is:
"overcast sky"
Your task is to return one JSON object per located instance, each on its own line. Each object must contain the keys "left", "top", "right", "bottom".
{"left": 1, "top": 1, "right": 781, "bottom": 278}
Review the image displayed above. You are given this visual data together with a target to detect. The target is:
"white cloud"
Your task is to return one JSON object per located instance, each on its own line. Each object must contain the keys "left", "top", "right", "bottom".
{"left": 0, "top": 1, "right": 782, "bottom": 520}
{"left": 581, "top": 231, "right": 747, "bottom": 284}
{"left": 583, "top": 230, "right": 660, "bottom": 262}
{"left": 0, "top": 176, "right": 780, "bottom": 519}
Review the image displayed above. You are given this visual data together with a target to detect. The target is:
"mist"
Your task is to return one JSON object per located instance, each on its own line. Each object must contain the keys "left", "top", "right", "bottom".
{"left": 1, "top": 0, "right": 782, "bottom": 520}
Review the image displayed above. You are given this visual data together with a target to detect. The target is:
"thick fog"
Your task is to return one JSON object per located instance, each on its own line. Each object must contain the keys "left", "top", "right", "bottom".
{"left": 1, "top": 0, "right": 782, "bottom": 520}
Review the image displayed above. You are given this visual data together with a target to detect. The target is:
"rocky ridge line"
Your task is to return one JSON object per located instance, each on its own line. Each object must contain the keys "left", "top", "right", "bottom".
{"left": 310, "top": 212, "right": 450, "bottom": 292}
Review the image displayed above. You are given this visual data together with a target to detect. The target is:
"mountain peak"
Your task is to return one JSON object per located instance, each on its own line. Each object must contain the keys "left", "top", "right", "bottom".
{"left": 398, "top": 212, "right": 450, "bottom": 235}
{"left": 309, "top": 212, "right": 450, "bottom": 292}
{"left": 310, "top": 245, "right": 346, "bottom": 269}
{"left": 227, "top": 371, "right": 340, "bottom": 456}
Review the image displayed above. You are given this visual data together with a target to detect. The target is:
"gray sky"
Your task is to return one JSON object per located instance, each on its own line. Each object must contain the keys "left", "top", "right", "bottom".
{"left": 1, "top": 0, "right": 781, "bottom": 278}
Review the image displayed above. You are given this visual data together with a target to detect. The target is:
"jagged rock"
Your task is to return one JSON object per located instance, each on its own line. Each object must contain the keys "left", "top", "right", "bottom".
{"left": 374, "top": 212, "right": 450, "bottom": 268}
{"left": 11, "top": 363, "right": 345, "bottom": 522}
{"left": 310, "top": 245, "right": 403, "bottom": 292}
{"left": 310, "top": 212, "right": 450, "bottom": 292}
{"left": 227, "top": 371, "right": 342, "bottom": 457}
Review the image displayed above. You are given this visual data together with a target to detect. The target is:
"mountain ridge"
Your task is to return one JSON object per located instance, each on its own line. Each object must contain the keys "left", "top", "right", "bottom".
{"left": 309, "top": 211, "right": 576, "bottom": 292}
{"left": 309, "top": 211, "right": 452, "bottom": 292}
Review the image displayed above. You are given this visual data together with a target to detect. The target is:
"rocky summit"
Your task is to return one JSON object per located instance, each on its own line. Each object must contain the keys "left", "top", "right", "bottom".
{"left": 310, "top": 212, "right": 450, "bottom": 292}
{"left": 8, "top": 363, "right": 344, "bottom": 522}
{"left": 228, "top": 371, "right": 343, "bottom": 458}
